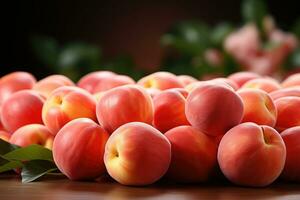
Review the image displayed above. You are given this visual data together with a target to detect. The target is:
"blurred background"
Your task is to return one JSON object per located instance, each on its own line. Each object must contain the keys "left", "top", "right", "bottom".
{"left": 1, "top": 0, "right": 300, "bottom": 81}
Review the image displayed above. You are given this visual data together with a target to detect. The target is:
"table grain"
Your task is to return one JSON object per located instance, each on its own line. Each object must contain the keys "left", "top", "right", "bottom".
{"left": 0, "top": 174, "right": 300, "bottom": 200}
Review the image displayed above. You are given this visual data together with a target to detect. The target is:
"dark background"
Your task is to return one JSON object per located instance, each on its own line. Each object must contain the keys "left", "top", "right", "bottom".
{"left": 1, "top": 0, "right": 299, "bottom": 79}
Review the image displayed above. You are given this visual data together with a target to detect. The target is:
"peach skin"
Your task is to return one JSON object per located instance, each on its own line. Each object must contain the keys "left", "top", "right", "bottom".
{"left": 269, "top": 87, "right": 300, "bottom": 100}
{"left": 0, "top": 90, "right": 44, "bottom": 132}
{"left": 228, "top": 71, "right": 261, "bottom": 88}
{"left": 218, "top": 122, "right": 286, "bottom": 187}
{"left": 96, "top": 85, "right": 153, "bottom": 133}
{"left": 241, "top": 78, "right": 281, "bottom": 93}
{"left": 280, "top": 126, "right": 300, "bottom": 182}
{"left": 0, "top": 130, "right": 11, "bottom": 142}
{"left": 93, "top": 75, "right": 135, "bottom": 93}
{"left": 104, "top": 122, "right": 171, "bottom": 186}
{"left": 42, "top": 86, "right": 97, "bottom": 135}
{"left": 177, "top": 75, "right": 198, "bottom": 86}
{"left": 185, "top": 83, "right": 244, "bottom": 136}
{"left": 9, "top": 124, "right": 54, "bottom": 149}
{"left": 53, "top": 118, "right": 109, "bottom": 180}
{"left": 237, "top": 89, "right": 277, "bottom": 127}
{"left": 165, "top": 126, "right": 217, "bottom": 183}
{"left": 281, "top": 73, "right": 300, "bottom": 88}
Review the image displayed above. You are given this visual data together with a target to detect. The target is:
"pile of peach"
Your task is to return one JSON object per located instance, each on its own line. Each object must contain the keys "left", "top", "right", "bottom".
{"left": 1, "top": 70, "right": 300, "bottom": 187}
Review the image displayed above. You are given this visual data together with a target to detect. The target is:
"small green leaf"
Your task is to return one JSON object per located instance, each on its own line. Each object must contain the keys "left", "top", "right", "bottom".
{"left": 2, "top": 145, "right": 53, "bottom": 162}
{"left": 21, "top": 160, "right": 58, "bottom": 183}
{"left": 0, "top": 139, "right": 19, "bottom": 155}
{"left": 242, "top": 0, "right": 267, "bottom": 31}
{"left": 211, "top": 23, "right": 234, "bottom": 47}
{"left": 0, "top": 160, "right": 23, "bottom": 173}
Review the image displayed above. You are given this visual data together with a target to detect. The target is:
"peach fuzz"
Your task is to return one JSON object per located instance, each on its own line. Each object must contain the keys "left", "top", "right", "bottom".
{"left": 241, "top": 78, "right": 281, "bottom": 93}
{"left": 274, "top": 97, "right": 300, "bottom": 131}
{"left": 9, "top": 124, "right": 54, "bottom": 149}
{"left": 281, "top": 73, "right": 300, "bottom": 88}
{"left": 96, "top": 85, "right": 153, "bottom": 133}
{"left": 42, "top": 86, "right": 97, "bottom": 135}
{"left": 228, "top": 71, "right": 261, "bottom": 88}
{"left": 0, "top": 71, "right": 36, "bottom": 106}
{"left": 77, "top": 71, "right": 116, "bottom": 93}
{"left": 93, "top": 75, "right": 135, "bottom": 93}
{"left": 165, "top": 126, "right": 217, "bottom": 183}
{"left": 0, "top": 130, "right": 11, "bottom": 142}
{"left": 0, "top": 90, "right": 44, "bottom": 132}
{"left": 185, "top": 83, "right": 244, "bottom": 136}
{"left": 212, "top": 78, "right": 239, "bottom": 90}
{"left": 153, "top": 89, "right": 190, "bottom": 133}
{"left": 33, "top": 75, "right": 74, "bottom": 98}
{"left": 218, "top": 122, "right": 286, "bottom": 187}
{"left": 145, "top": 88, "right": 161, "bottom": 98}
{"left": 280, "top": 126, "right": 300, "bottom": 182}
{"left": 270, "top": 87, "right": 300, "bottom": 100}
{"left": 185, "top": 80, "right": 234, "bottom": 93}
{"left": 237, "top": 89, "right": 277, "bottom": 127}
{"left": 53, "top": 118, "right": 109, "bottom": 180}
{"left": 177, "top": 75, "right": 198, "bottom": 86}
{"left": 104, "top": 122, "right": 171, "bottom": 186}
{"left": 137, "top": 71, "right": 184, "bottom": 90}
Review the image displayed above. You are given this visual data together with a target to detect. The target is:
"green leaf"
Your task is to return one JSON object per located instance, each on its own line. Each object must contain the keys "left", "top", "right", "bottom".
{"left": 2, "top": 145, "right": 53, "bottom": 162}
{"left": 292, "top": 18, "right": 300, "bottom": 38}
{"left": 21, "top": 160, "right": 58, "bottom": 183}
{"left": 211, "top": 23, "right": 234, "bottom": 47}
{"left": 0, "top": 139, "right": 19, "bottom": 155}
{"left": 242, "top": 0, "right": 267, "bottom": 31}
{"left": 31, "top": 35, "right": 60, "bottom": 67}
{"left": 0, "top": 160, "right": 23, "bottom": 173}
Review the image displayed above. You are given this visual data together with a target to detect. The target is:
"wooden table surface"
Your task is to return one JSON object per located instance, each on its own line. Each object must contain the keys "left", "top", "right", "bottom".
{"left": 1, "top": 174, "right": 300, "bottom": 200}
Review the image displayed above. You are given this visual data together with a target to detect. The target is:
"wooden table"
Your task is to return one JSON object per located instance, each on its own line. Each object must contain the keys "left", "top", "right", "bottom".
{"left": 1, "top": 174, "right": 300, "bottom": 200}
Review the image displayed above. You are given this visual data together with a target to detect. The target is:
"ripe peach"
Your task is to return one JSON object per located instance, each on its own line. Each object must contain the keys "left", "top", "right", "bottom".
{"left": 280, "top": 126, "right": 300, "bottom": 182}
{"left": 275, "top": 97, "right": 300, "bottom": 131}
{"left": 177, "top": 75, "right": 197, "bottom": 86}
{"left": 153, "top": 89, "right": 190, "bottom": 133}
{"left": 104, "top": 122, "right": 171, "bottom": 186}
{"left": 93, "top": 75, "right": 135, "bottom": 93}
{"left": 77, "top": 71, "right": 116, "bottom": 93}
{"left": 33, "top": 75, "right": 74, "bottom": 98}
{"left": 53, "top": 118, "right": 109, "bottom": 180}
{"left": 0, "top": 72, "right": 36, "bottom": 106}
{"left": 137, "top": 72, "right": 183, "bottom": 90}
{"left": 165, "top": 126, "right": 217, "bottom": 183}
{"left": 42, "top": 86, "right": 97, "bottom": 135}
{"left": 145, "top": 88, "right": 161, "bottom": 98}
{"left": 185, "top": 80, "right": 234, "bottom": 93}
{"left": 96, "top": 85, "right": 153, "bottom": 133}
{"left": 0, "top": 130, "right": 11, "bottom": 142}
{"left": 228, "top": 71, "right": 261, "bottom": 88}
{"left": 270, "top": 87, "right": 300, "bottom": 100}
{"left": 9, "top": 124, "right": 54, "bottom": 149}
{"left": 241, "top": 78, "right": 281, "bottom": 93}
{"left": 281, "top": 73, "right": 300, "bottom": 88}
{"left": 212, "top": 78, "right": 239, "bottom": 90}
{"left": 237, "top": 89, "right": 277, "bottom": 127}
{"left": 185, "top": 83, "right": 244, "bottom": 136}
{"left": 218, "top": 122, "right": 286, "bottom": 187}
{"left": 0, "top": 90, "right": 44, "bottom": 132}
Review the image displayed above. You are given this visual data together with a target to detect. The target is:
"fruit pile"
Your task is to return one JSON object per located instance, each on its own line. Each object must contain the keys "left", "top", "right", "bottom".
{"left": 0, "top": 71, "right": 300, "bottom": 187}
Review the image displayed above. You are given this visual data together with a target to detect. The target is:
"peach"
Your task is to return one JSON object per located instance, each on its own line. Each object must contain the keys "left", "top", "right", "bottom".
{"left": 165, "top": 126, "right": 217, "bottom": 183}
{"left": 96, "top": 85, "right": 153, "bottom": 133}
{"left": 77, "top": 71, "right": 116, "bottom": 93}
{"left": 270, "top": 87, "right": 300, "bottom": 101}
{"left": 145, "top": 88, "right": 161, "bottom": 98}
{"left": 241, "top": 78, "right": 281, "bottom": 93}
{"left": 185, "top": 80, "right": 234, "bottom": 93}
{"left": 33, "top": 75, "right": 74, "bottom": 98}
{"left": 9, "top": 124, "right": 54, "bottom": 149}
{"left": 237, "top": 89, "right": 277, "bottom": 127}
{"left": 218, "top": 122, "right": 286, "bottom": 187}
{"left": 0, "top": 90, "right": 44, "bottom": 132}
{"left": 281, "top": 73, "right": 300, "bottom": 88}
{"left": 228, "top": 71, "right": 261, "bottom": 88}
{"left": 0, "top": 130, "right": 11, "bottom": 142}
{"left": 137, "top": 72, "right": 184, "bottom": 90}
{"left": 153, "top": 89, "right": 190, "bottom": 133}
{"left": 93, "top": 75, "right": 135, "bottom": 93}
{"left": 0, "top": 71, "right": 36, "bottom": 106}
{"left": 274, "top": 97, "right": 300, "bottom": 131}
{"left": 42, "top": 86, "right": 97, "bottom": 135}
{"left": 280, "top": 126, "right": 300, "bottom": 182}
{"left": 104, "top": 122, "right": 171, "bottom": 186}
{"left": 185, "top": 83, "right": 244, "bottom": 136}
{"left": 53, "top": 118, "right": 109, "bottom": 180}
{"left": 177, "top": 75, "right": 197, "bottom": 86}
{"left": 212, "top": 78, "right": 239, "bottom": 90}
